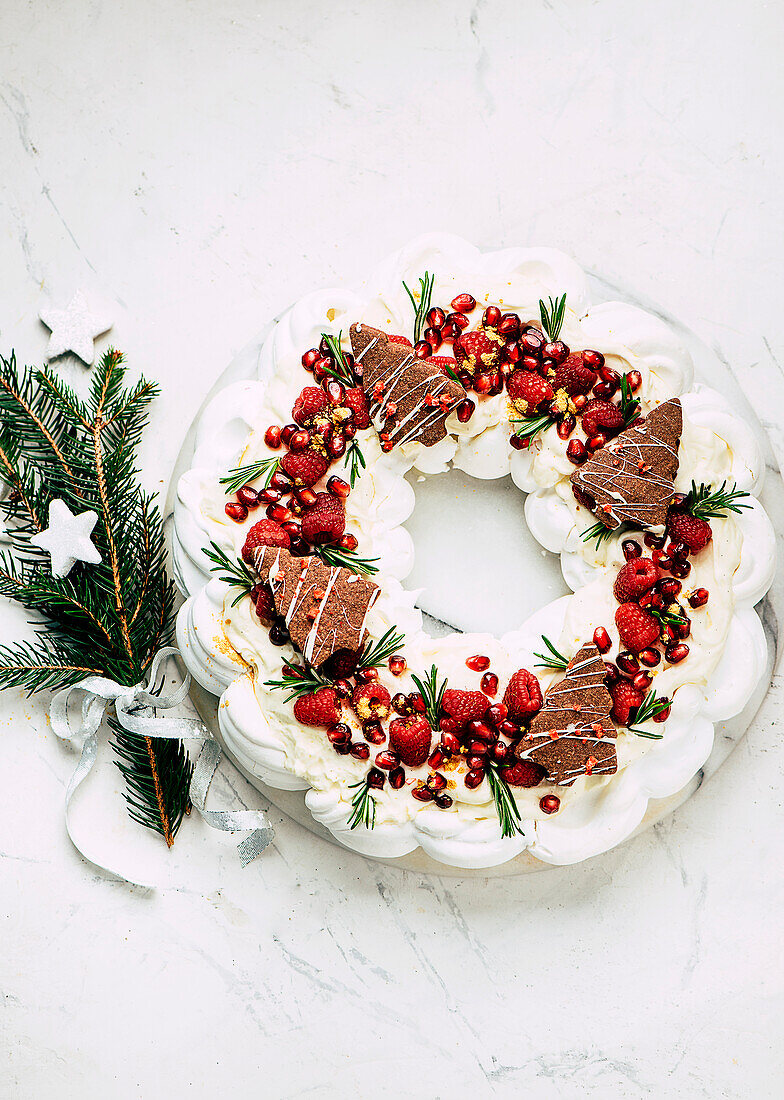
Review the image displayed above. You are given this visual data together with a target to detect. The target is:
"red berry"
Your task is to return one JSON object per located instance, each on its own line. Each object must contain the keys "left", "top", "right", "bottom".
{"left": 225, "top": 502, "right": 248, "bottom": 523}
{"left": 280, "top": 449, "right": 330, "bottom": 488}
{"left": 451, "top": 293, "right": 476, "bottom": 313}
{"left": 293, "top": 688, "right": 341, "bottom": 728}
{"left": 502, "top": 760, "right": 544, "bottom": 787}
{"left": 454, "top": 329, "right": 501, "bottom": 372}
{"left": 480, "top": 672, "right": 499, "bottom": 697}
{"left": 292, "top": 386, "right": 329, "bottom": 426}
{"left": 507, "top": 369, "right": 553, "bottom": 410}
{"left": 580, "top": 398, "right": 625, "bottom": 437}
{"left": 593, "top": 627, "right": 611, "bottom": 654}
{"left": 667, "top": 512, "right": 712, "bottom": 554}
{"left": 241, "top": 518, "right": 290, "bottom": 562}
{"left": 388, "top": 716, "right": 433, "bottom": 768}
{"left": 613, "top": 558, "right": 660, "bottom": 603}
{"left": 352, "top": 682, "right": 391, "bottom": 722}
{"left": 441, "top": 689, "right": 489, "bottom": 727}
{"left": 552, "top": 353, "right": 597, "bottom": 396}
{"left": 609, "top": 680, "right": 643, "bottom": 725}
{"left": 502, "top": 669, "right": 543, "bottom": 718}
{"left": 300, "top": 492, "right": 345, "bottom": 545}
{"left": 688, "top": 588, "right": 709, "bottom": 609}
{"left": 539, "top": 795, "right": 561, "bottom": 814}
{"left": 615, "top": 603, "right": 661, "bottom": 653}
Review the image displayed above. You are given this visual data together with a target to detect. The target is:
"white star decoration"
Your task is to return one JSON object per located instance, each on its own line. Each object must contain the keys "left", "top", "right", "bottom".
{"left": 39, "top": 291, "right": 112, "bottom": 365}
{"left": 31, "top": 499, "right": 102, "bottom": 578}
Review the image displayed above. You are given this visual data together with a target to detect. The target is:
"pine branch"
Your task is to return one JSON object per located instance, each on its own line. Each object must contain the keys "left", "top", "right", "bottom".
{"left": 619, "top": 373, "right": 641, "bottom": 426}
{"left": 320, "top": 332, "right": 355, "bottom": 385}
{"left": 110, "top": 713, "right": 192, "bottom": 845}
{"left": 510, "top": 413, "right": 557, "bottom": 445}
{"left": 264, "top": 658, "right": 334, "bottom": 701}
{"left": 627, "top": 691, "right": 670, "bottom": 738}
{"left": 581, "top": 520, "right": 615, "bottom": 548}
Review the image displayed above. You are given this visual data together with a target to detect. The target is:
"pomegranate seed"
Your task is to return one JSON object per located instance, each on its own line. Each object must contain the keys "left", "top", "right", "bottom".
{"left": 409, "top": 692, "right": 426, "bottom": 714}
{"left": 498, "top": 313, "right": 520, "bottom": 339}
{"left": 290, "top": 430, "right": 312, "bottom": 453}
{"left": 323, "top": 378, "right": 345, "bottom": 406}
{"left": 592, "top": 381, "right": 617, "bottom": 400}
{"left": 282, "top": 520, "right": 301, "bottom": 538}
{"left": 557, "top": 415, "right": 576, "bottom": 440}
{"left": 665, "top": 642, "right": 689, "bottom": 664}
{"left": 270, "top": 470, "right": 293, "bottom": 492}
{"left": 593, "top": 627, "right": 611, "bottom": 654}
{"left": 688, "top": 587, "right": 709, "bottom": 609}
{"left": 481, "top": 672, "right": 498, "bottom": 697}
{"left": 427, "top": 771, "right": 447, "bottom": 792}
{"left": 604, "top": 662, "right": 619, "bottom": 684}
{"left": 318, "top": 335, "right": 333, "bottom": 357}
{"left": 451, "top": 293, "right": 476, "bottom": 313}
{"left": 539, "top": 795, "right": 561, "bottom": 815}
{"left": 543, "top": 340, "right": 569, "bottom": 364}
{"left": 633, "top": 671, "right": 653, "bottom": 692}
{"left": 414, "top": 340, "right": 432, "bottom": 359}
{"left": 622, "top": 539, "right": 642, "bottom": 561}
{"left": 424, "top": 326, "right": 442, "bottom": 351}
{"left": 225, "top": 502, "right": 248, "bottom": 522}
{"left": 473, "top": 372, "right": 492, "bottom": 394}
{"left": 464, "top": 768, "right": 485, "bottom": 789}
{"left": 644, "top": 532, "right": 667, "bottom": 550}
{"left": 327, "top": 475, "right": 350, "bottom": 499}
{"left": 639, "top": 648, "right": 661, "bottom": 668}
{"left": 468, "top": 741, "right": 488, "bottom": 757}
{"left": 447, "top": 311, "right": 470, "bottom": 331}
{"left": 289, "top": 537, "right": 310, "bottom": 556}
{"left": 367, "top": 768, "right": 385, "bottom": 789}
{"left": 491, "top": 741, "right": 508, "bottom": 764}
{"left": 334, "top": 679, "right": 353, "bottom": 698}
{"left": 466, "top": 720, "right": 495, "bottom": 743}
{"left": 466, "top": 654, "right": 490, "bottom": 672}
{"left": 388, "top": 655, "right": 406, "bottom": 676}
{"left": 653, "top": 700, "right": 671, "bottom": 722}
{"left": 237, "top": 485, "right": 260, "bottom": 509}
{"left": 411, "top": 784, "right": 433, "bottom": 802}
{"left": 521, "top": 331, "right": 544, "bottom": 355}
{"left": 566, "top": 439, "right": 588, "bottom": 465}
{"left": 503, "top": 341, "right": 522, "bottom": 364}
{"left": 483, "top": 306, "right": 501, "bottom": 328}
{"left": 428, "top": 748, "right": 445, "bottom": 770}
{"left": 499, "top": 720, "right": 521, "bottom": 738}
{"left": 264, "top": 425, "right": 282, "bottom": 449}
{"left": 616, "top": 652, "right": 639, "bottom": 677}
{"left": 280, "top": 423, "right": 299, "bottom": 446}
{"left": 375, "top": 750, "right": 399, "bottom": 770}
{"left": 327, "top": 434, "right": 346, "bottom": 458}
{"left": 670, "top": 493, "right": 688, "bottom": 509}
{"left": 427, "top": 306, "right": 446, "bottom": 328}
{"left": 350, "top": 743, "right": 370, "bottom": 760}
{"left": 652, "top": 551, "right": 672, "bottom": 570}
{"left": 296, "top": 487, "right": 317, "bottom": 508}
{"left": 389, "top": 766, "right": 406, "bottom": 790}
{"left": 520, "top": 355, "right": 541, "bottom": 372}
{"left": 587, "top": 433, "right": 607, "bottom": 452}
{"left": 269, "top": 622, "right": 289, "bottom": 645}
{"left": 441, "top": 322, "right": 457, "bottom": 340}
{"left": 260, "top": 487, "right": 282, "bottom": 505}
{"left": 301, "top": 348, "right": 320, "bottom": 370}
{"left": 334, "top": 740, "right": 352, "bottom": 755}
{"left": 457, "top": 399, "right": 475, "bottom": 423}
{"left": 392, "top": 693, "right": 409, "bottom": 715}
{"left": 509, "top": 434, "right": 528, "bottom": 451}
{"left": 668, "top": 540, "right": 689, "bottom": 561}
{"left": 582, "top": 349, "right": 605, "bottom": 370}
{"left": 327, "top": 723, "right": 351, "bottom": 745}
{"left": 339, "top": 533, "right": 358, "bottom": 552}
{"left": 356, "top": 667, "right": 379, "bottom": 683}
{"left": 440, "top": 732, "right": 461, "bottom": 755}
{"left": 670, "top": 559, "right": 691, "bottom": 579}
{"left": 364, "top": 722, "right": 386, "bottom": 745}
{"left": 598, "top": 365, "right": 620, "bottom": 386}
{"left": 572, "top": 394, "right": 588, "bottom": 412}
{"left": 434, "top": 792, "right": 453, "bottom": 809}
{"left": 312, "top": 357, "right": 330, "bottom": 382}
{"left": 486, "top": 702, "right": 508, "bottom": 726}
{"left": 288, "top": 497, "right": 304, "bottom": 517}
{"left": 626, "top": 369, "right": 642, "bottom": 392}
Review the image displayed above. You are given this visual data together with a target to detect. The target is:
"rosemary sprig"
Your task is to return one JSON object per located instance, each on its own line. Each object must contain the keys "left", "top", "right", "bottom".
{"left": 264, "top": 657, "right": 333, "bottom": 701}
{"left": 581, "top": 520, "right": 615, "bottom": 548}
{"left": 534, "top": 636, "right": 570, "bottom": 671}
{"left": 485, "top": 760, "right": 524, "bottom": 839}
{"left": 343, "top": 438, "right": 366, "bottom": 488}
{"left": 627, "top": 691, "right": 670, "bottom": 738}
{"left": 358, "top": 626, "right": 406, "bottom": 671}
{"left": 510, "top": 413, "right": 556, "bottom": 445}
{"left": 410, "top": 664, "right": 447, "bottom": 730}
{"left": 651, "top": 604, "right": 689, "bottom": 631}
{"left": 203, "top": 542, "right": 255, "bottom": 606}
{"left": 320, "top": 331, "right": 355, "bottom": 385}
{"left": 685, "top": 480, "right": 752, "bottom": 521}
{"left": 539, "top": 294, "right": 567, "bottom": 342}
{"left": 402, "top": 271, "right": 435, "bottom": 344}
{"left": 441, "top": 362, "right": 463, "bottom": 387}
{"left": 220, "top": 456, "right": 280, "bottom": 495}
{"left": 619, "top": 373, "right": 640, "bottom": 426}
{"left": 316, "top": 542, "right": 380, "bottom": 576}
{"left": 347, "top": 776, "right": 377, "bottom": 830}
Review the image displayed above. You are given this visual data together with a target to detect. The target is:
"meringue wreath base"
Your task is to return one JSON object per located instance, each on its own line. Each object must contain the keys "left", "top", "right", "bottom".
{"left": 170, "top": 238, "right": 777, "bottom": 872}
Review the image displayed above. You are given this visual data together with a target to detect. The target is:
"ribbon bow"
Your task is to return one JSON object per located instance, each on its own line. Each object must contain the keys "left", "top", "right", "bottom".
{"left": 50, "top": 646, "right": 273, "bottom": 886}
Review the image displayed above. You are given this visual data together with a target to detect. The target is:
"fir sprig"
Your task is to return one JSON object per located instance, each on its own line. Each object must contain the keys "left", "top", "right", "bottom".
{"left": 534, "top": 636, "right": 570, "bottom": 671}
{"left": 581, "top": 520, "right": 615, "bottom": 548}
{"left": 627, "top": 691, "right": 670, "bottom": 738}
{"left": 264, "top": 658, "right": 334, "bottom": 701}
{"left": 357, "top": 627, "right": 406, "bottom": 671}
{"left": 347, "top": 776, "right": 377, "bottom": 830}
{"left": 619, "top": 373, "right": 641, "bottom": 426}
{"left": 485, "top": 759, "right": 524, "bottom": 839}
{"left": 510, "top": 413, "right": 557, "bottom": 446}
{"left": 320, "top": 332, "right": 355, "bottom": 385}
{"left": 410, "top": 664, "right": 447, "bottom": 730}
{"left": 203, "top": 542, "right": 255, "bottom": 606}
{"left": 220, "top": 456, "right": 279, "bottom": 495}
{"left": 111, "top": 711, "right": 192, "bottom": 845}
{"left": 0, "top": 349, "right": 186, "bottom": 843}
{"left": 402, "top": 271, "right": 435, "bottom": 344}
{"left": 539, "top": 294, "right": 567, "bottom": 342}
{"left": 685, "top": 480, "right": 751, "bottom": 520}
{"left": 343, "top": 438, "right": 367, "bottom": 488}
{"left": 316, "top": 543, "right": 380, "bottom": 576}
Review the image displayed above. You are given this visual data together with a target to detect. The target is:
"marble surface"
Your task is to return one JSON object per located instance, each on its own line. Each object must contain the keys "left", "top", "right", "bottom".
{"left": 2, "top": 1, "right": 783, "bottom": 1096}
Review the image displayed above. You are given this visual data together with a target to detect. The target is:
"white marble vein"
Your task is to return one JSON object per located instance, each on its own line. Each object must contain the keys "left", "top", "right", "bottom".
{"left": 1, "top": 1, "right": 783, "bottom": 1097}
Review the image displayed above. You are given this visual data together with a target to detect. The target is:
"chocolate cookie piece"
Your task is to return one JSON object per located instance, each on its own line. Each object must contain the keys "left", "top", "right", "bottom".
{"left": 570, "top": 398, "right": 683, "bottom": 530}
{"left": 349, "top": 323, "right": 464, "bottom": 448}
{"left": 516, "top": 643, "right": 617, "bottom": 786}
{"left": 255, "top": 546, "right": 379, "bottom": 668}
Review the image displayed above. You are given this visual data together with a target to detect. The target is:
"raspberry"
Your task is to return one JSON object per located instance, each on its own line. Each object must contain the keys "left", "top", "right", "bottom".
{"left": 615, "top": 603, "right": 661, "bottom": 653}
{"left": 502, "top": 669, "right": 543, "bottom": 718}
{"left": 352, "top": 682, "right": 391, "bottom": 722}
{"left": 428, "top": 356, "right": 460, "bottom": 376}
{"left": 441, "top": 688, "right": 489, "bottom": 727}
{"left": 241, "top": 519, "right": 290, "bottom": 563}
{"left": 552, "top": 353, "right": 597, "bottom": 395}
{"left": 300, "top": 492, "right": 345, "bottom": 545}
{"left": 343, "top": 386, "right": 370, "bottom": 429}
{"left": 388, "top": 715, "right": 433, "bottom": 767}
{"left": 250, "top": 583, "right": 276, "bottom": 621}
{"left": 453, "top": 329, "right": 501, "bottom": 372}
{"left": 293, "top": 687, "right": 342, "bottom": 728}
{"left": 292, "top": 386, "right": 329, "bottom": 426}
{"left": 609, "top": 680, "right": 644, "bottom": 725}
{"left": 507, "top": 370, "right": 554, "bottom": 411}
{"left": 613, "top": 558, "right": 660, "bottom": 604}
{"left": 580, "top": 399, "right": 625, "bottom": 436}
{"left": 388, "top": 333, "right": 413, "bottom": 347}
{"left": 667, "top": 511, "right": 712, "bottom": 554}
{"left": 323, "top": 648, "right": 359, "bottom": 680}
{"left": 280, "top": 448, "right": 330, "bottom": 487}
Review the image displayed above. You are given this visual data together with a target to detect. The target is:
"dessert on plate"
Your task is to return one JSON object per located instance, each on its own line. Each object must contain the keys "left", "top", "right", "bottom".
{"left": 173, "top": 235, "right": 775, "bottom": 868}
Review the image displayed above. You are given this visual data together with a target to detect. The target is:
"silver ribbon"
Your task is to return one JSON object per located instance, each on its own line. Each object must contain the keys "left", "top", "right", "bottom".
{"left": 50, "top": 646, "right": 274, "bottom": 885}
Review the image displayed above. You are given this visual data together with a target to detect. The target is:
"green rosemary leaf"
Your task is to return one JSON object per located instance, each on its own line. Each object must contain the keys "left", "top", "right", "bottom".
{"left": 203, "top": 541, "right": 255, "bottom": 606}
{"left": 685, "top": 480, "right": 752, "bottom": 521}
{"left": 619, "top": 373, "right": 641, "bottom": 426}
{"left": 347, "top": 776, "right": 377, "bottom": 830}
{"left": 581, "top": 520, "right": 614, "bottom": 548}
{"left": 627, "top": 690, "right": 670, "bottom": 738}
{"left": 486, "top": 760, "right": 524, "bottom": 839}
{"left": 539, "top": 294, "right": 567, "bottom": 342}
{"left": 410, "top": 664, "right": 447, "bottom": 730}
{"left": 509, "top": 413, "right": 556, "bottom": 444}
{"left": 402, "top": 271, "right": 435, "bottom": 344}
{"left": 264, "top": 658, "right": 333, "bottom": 701}
{"left": 316, "top": 543, "right": 379, "bottom": 576}
{"left": 343, "top": 438, "right": 367, "bottom": 488}
{"left": 358, "top": 627, "right": 406, "bottom": 671}
{"left": 534, "top": 635, "right": 569, "bottom": 671}
{"left": 320, "top": 332, "right": 355, "bottom": 385}
{"left": 220, "top": 456, "right": 280, "bottom": 495}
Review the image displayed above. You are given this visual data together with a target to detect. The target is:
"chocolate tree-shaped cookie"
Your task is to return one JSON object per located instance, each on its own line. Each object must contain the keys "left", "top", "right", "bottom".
{"left": 255, "top": 546, "right": 379, "bottom": 668}
{"left": 516, "top": 643, "right": 617, "bottom": 785}
{"left": 349, "top": 323, "right": 464, "bottom": 447}
{"left": 571, "top": 398, "right": 683, "bottom": 530}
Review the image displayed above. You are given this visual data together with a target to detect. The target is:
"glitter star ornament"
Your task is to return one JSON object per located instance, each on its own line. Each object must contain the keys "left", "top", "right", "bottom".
{"left": 30, "top": 499, "right": 102, "bottom": 577}
{"left": 39, "top": 291, "right": 112, "bottom": 365}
